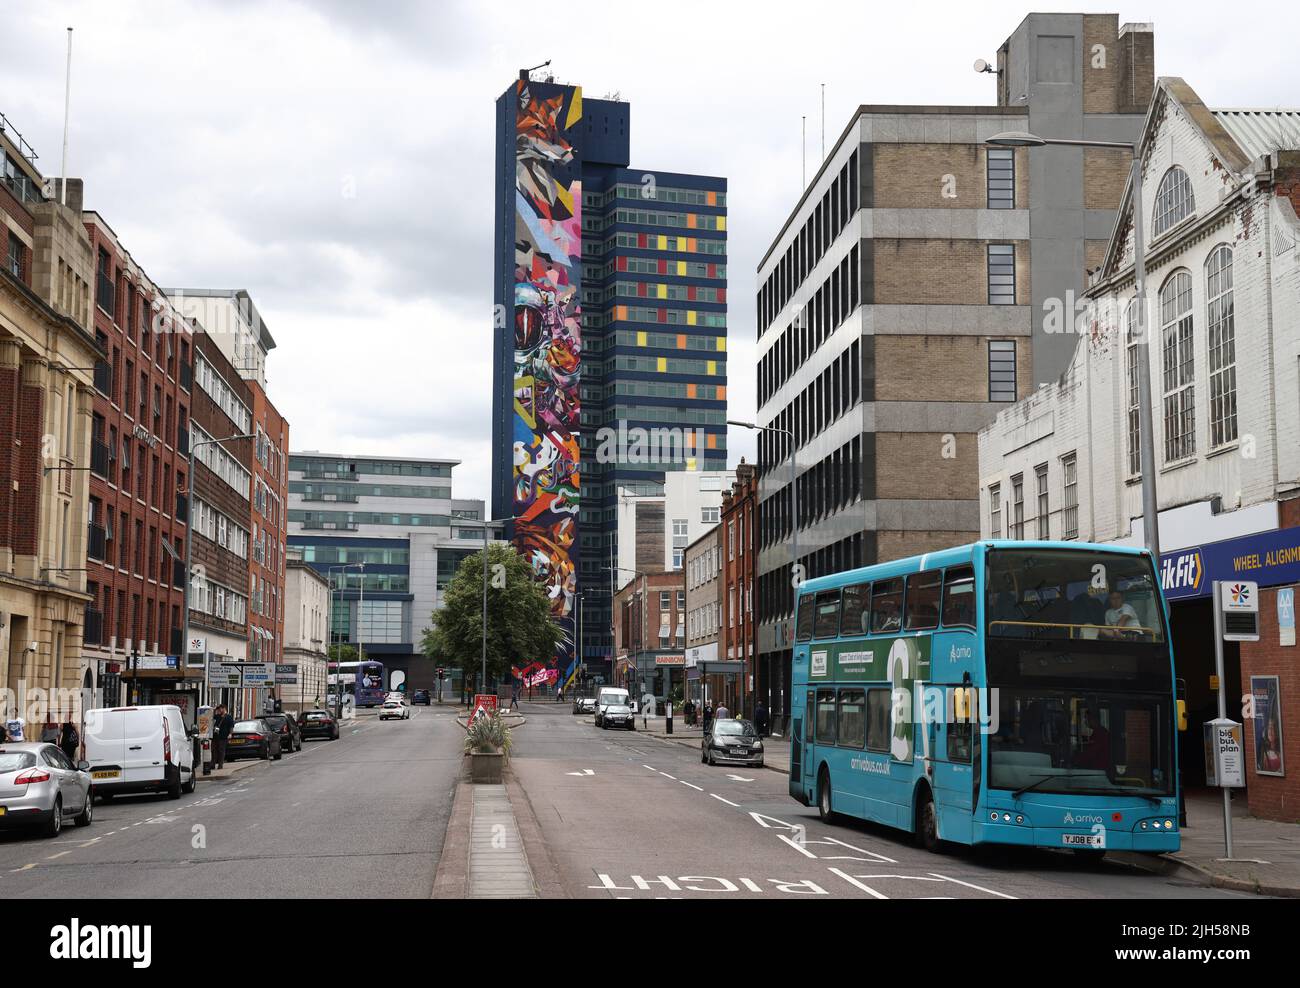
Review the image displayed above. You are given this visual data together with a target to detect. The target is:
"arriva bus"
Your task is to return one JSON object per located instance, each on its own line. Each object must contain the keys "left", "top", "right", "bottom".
{"left": 329, "top": 660, "right": 387, "bottom": 708}
{"left": 789, "top": 540, "right": 1180, "bottom": 855}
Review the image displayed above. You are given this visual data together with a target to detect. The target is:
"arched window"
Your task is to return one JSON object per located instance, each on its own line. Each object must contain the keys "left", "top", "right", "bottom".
{"left": 1124, "top": 297, "right": 1142, "bottom": 476}
{"left": 1159, "top": 271, "right": 1196, "bottom": 461}
{"left": 1153, "top": 166, "right": 1195, "bottom": 236}
{"left": 1205, "top": 245, "right": 1237, "bottom": 447}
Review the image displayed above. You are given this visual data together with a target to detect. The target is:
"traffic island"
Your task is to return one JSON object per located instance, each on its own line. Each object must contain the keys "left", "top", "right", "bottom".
{"left": 469, "top": 751, "right": 504, "bottom": 784}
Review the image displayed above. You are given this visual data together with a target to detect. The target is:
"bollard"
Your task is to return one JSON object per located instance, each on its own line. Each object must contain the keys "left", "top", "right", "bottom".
{"left": 666, "top": 700, "right": 673, "bottom": 735}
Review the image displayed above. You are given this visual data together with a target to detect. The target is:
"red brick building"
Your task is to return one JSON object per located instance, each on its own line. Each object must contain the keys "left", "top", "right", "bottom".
{"left": 247, "top": 383, "right": 288, "bottom": 673}
{"left": 613, "top": 570, "right": 685, "bottom": 702}
{"left": 82, "top": 212, "right": 195, "bottom": 709}
{"left": 720, "top": 460, "right": 757, "bottom": 718}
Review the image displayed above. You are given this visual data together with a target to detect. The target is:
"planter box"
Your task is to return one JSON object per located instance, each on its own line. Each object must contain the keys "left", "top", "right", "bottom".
{"left": 470, "top": 750, "right": 504, "bottom": 784}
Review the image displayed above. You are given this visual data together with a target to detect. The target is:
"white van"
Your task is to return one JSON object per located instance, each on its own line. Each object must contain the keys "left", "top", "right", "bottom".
{"left": 594, "top": 687, "right": 631, "bottom": 728}
{"left": 84, "top": 705, "right": 196, "bottom": 800}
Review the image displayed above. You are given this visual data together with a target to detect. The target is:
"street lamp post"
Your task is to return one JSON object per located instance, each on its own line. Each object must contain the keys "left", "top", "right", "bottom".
{"left": 985, "top": 132, "right": 1160, "bottom": 563}
{"left": 327, "top": 561, "right": 364, "bottom": 719}
{"left": 728, "top": 419, "right": 796, "bottom": 723}
{"left": 458, "top": 518, "right": 510, "bottom": 701}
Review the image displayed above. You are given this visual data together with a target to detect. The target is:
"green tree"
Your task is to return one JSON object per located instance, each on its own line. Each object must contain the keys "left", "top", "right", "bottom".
{"left": 421, "top": 543, "right": 561, "bottom": 691}
{"left": 327, "top": 643, "right": 358, "bottom": 663}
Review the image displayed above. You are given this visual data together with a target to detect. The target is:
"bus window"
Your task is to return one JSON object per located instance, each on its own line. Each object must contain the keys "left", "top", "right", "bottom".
{"left": 813, "top": 590, "right": 841, "bottom": 639}
{"left": 941, "top": 565, "right": 976, "bottom": 627}
{"left": 905, "top": 571, "right": 942, "bottom": 630}
{"left": 837, "top": 689, "right": 866, "bottom": 748}
{"left": 840, "top": 583, "right": 870, "bottom": 636}
{"left": 870, "top": 578, "right": 904, "bottom": 634}
{"left": 815, "top": 689, "right": 838, "bottom": 744}
{"left": 947, "top": 687, "right": 973, "bottom": 762}
{"left": 796, "top": 595, "right": 815, "bottom": 642}
{"left": 866, "top": 689, "right": 891, "bottom": 751}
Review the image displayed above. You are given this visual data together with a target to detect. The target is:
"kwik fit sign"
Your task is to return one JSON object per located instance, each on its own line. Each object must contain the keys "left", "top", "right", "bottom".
{"left": 1161, "top": 527, "right": 1300, "bottom": 601}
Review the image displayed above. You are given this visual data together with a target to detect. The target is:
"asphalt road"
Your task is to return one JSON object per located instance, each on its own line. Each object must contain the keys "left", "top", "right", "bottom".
{"left": 511, "top": 702, "right": 1253, "bottom": 900}
{"left": 0, "top": 703, "right": 464, "bottom": 898}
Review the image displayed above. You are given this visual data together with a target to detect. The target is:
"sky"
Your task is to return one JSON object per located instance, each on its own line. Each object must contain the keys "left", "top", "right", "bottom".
{"left": 3, "top": 0, "right": 1294, "bottom": 507}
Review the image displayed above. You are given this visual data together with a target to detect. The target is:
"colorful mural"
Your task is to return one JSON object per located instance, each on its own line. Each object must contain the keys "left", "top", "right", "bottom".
{"left": 512, "top": 79, "right": 582, "bottom": 683}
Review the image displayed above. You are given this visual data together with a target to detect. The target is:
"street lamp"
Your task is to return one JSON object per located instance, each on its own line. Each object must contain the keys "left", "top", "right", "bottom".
{"left": 986, "top": 131, "right": 1160, "bottom": 563}
{"left": 457, "top": 517, "right": 510, "bottom": 701}
{"left": 729, "top": 418, "right": 796, "bottom": 720}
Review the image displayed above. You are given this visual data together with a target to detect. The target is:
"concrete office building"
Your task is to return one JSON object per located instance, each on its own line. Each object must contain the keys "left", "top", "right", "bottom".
{"left": 754, "top": 13, "right": 1155, "bottom": 731}
{"left": 613, "top": 469, "right": 734, "bottom": 590}
{"left": 493, "top": 70, "right": 727, "bottom": 685}
{"left": 283, "top": 549, "right": 330, "bottom": 713}
{"left": 286, "top": 453, "right": 485, "bottom": 692}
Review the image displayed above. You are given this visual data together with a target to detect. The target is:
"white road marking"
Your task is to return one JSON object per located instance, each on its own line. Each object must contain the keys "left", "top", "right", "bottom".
{"left": 748, "top": 812, "right": 799, "bottom": 830}
{"left": 658, "top": 772, "right": 676, "bottom": 780}
{"left": 680, "top": 781, "right": 704, "bottom": 791}
{"left": 711, "top": 794, "right": 739, "bottom": 807}
{"left": 777, "top": 833, "right": 818, "bottom": 859}
{"left": 725, "top": 774, "right": 754, "bottom": 782}
{"left": 45, "top": 850, "right": 72, "bottom": 860}
{"left": 9, "top": 863, "right": 37, "bottom": 873}
{"left": 827, "top": 866, "right": 889, "bottom": 899}
{"left": 931, "top": 872, "right": 1017, "bottom": 899}
{"left": 643, "top": 765, "right": 656, "bottom": 771}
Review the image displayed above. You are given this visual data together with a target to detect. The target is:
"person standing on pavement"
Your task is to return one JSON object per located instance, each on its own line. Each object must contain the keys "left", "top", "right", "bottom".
{"left": 59, "top": 720, "right": 80, "bottom": 763}
{"left": 715, "top": 700, "right": 730, "bottom": 720}
{"left": 703, "top": 700, "right": 713, "bottom": 735}
{"left": 213, "top": 705, "right": 234, "bottom": 769}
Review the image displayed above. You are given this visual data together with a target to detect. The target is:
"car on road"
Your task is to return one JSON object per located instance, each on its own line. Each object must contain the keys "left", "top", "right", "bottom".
{"left": 262, "top": 713, "right": 302, "bottom": 753}
{"left": 0, "top": 742, "right": 94, "bottom": 837}
{"left": 571, "top": 695, "right": 596, "bottom": 715}
{"left": 226, "top": 719, "right": 283, "bottom": 761}
{"left": 594, "top": 686, "right": 631, "bottom": 728}
{"left": 701, "top": 718, "right": 764, "bottom": 767}
{"left": 412, "top": 689, "right": 432, "bottom": 705}
{"left": 598, "top": 702, "right": 635, "bottom": 730}
{"left": 378, "top": 699, "right": 410, "bottom": 721}
{"left": 299, "top": 709, "right": 340, "bottom": 741}
{"left": 84, "top": 704, "right": 196, "bottom": 800}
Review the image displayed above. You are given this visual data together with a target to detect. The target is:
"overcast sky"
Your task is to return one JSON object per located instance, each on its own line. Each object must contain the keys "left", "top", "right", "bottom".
{"left": 4, "top": 0, "right": 1294, "bottom": 506}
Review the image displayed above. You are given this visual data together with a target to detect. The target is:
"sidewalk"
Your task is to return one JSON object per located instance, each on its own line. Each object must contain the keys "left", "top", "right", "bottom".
{"left": 195, "top": 760, "right": 259, "bottom": 782}
{"left": 1136, "top": 790, "right": 1300, "bottom": 897}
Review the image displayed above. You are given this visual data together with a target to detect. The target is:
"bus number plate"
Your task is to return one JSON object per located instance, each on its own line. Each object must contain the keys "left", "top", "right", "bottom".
{"left": 1062, "top": 833, "right": 1103, "bottom": 847}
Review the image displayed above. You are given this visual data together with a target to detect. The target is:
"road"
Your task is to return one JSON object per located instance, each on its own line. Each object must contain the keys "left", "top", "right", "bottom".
{"left": 510, "top": 702, "right": 1253, "bottom": 900}
{"left": 0, "top": 703, "right": 463, "bottom": 898}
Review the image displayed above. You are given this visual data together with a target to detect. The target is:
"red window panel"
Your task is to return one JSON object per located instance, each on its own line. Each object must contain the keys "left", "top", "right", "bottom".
{"left": 658, "top": 308, "right": 667, "bottom": 323}
{"left": 687, "top": 286, "right": 696, "bottom": 301}
{"left": 708, "top": 263, "right": 716, "bottom": 278}
{"left": 638, "top": 281, "right": 647, "bottom": 297}
{"left": 617, "top": 256, "right": 628, "bottom": 272}
{"left": 718, "top": 288, "right": 727, "bottom": 303}
{"left": 658, "top": 259, "right": 667, "bottom": 275}
{"left": 638, "top": 233, "right": 647, "bottom": 248}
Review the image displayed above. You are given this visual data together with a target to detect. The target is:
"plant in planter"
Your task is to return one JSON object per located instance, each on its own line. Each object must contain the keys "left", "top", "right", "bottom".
{"left": 464, "top": 712, "right": 512, "bottom": 783}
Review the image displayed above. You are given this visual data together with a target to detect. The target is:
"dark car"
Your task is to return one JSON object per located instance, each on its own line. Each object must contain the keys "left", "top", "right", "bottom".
{"left": 411, "top": 689, "right": 432, "bottom": 705}
{"left": 225, "top": 719, "right": 283, "bottom": 761}
{"left": 701, "top": 718, "right": 764, "bottom": 767}
{"left": 299, "top": 709, "right": 340, "bottom": 741}
{"left": 261, "top": 713, "right": 302, "bottom": 753}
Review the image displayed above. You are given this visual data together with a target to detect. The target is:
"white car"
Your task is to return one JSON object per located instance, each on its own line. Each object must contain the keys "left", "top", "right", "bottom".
{"left": 83, "top": 705, "right": 195, "bottom": 800}
{"left": 378, "top": 699, "right": 410, "bottom": 721}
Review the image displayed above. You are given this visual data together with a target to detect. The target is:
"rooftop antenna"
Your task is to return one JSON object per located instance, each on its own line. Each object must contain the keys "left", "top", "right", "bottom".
{"left": 59, "top": 27, "right": 72, "bottom": 205}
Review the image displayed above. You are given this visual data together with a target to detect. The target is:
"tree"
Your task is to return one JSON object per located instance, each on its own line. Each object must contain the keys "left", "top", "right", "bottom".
{"left": 327, "top": 643, "right": 357, "bottom": 664}
{"left": 421, "top": 543, "right": 561, "bottom": 691}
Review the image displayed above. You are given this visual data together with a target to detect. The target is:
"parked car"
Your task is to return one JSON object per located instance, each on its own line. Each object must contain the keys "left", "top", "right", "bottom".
{"left": 571, "top": 695, "right": 596, "bottom": 715}
{"left": 594, "top": 686, "right": 631, "bottom": 728}
{"left": 599, "top": 703, "right": 635, "bottom": 730}
{"left": 299, "top": 709, "right": 340, "bottom": 741}
{"left": 378, "top": 699, "right": 410, "bottom": 721}
{"left": 701, "top": 718, "right": 764, "bottom": 767}
{"left": 84, "top": 704, "right": 196, "bottom": 800}
{"left": 261, "top": 713, "right": 302, "bottom": 753}
{"left": 412, "top": 689, "right": 432, "bottom": 705}
{"left": 226, "top": 719, "right": 283, "bottom": 761}
{"left": 0, "top": 742, "right": 94, "bottom": 837}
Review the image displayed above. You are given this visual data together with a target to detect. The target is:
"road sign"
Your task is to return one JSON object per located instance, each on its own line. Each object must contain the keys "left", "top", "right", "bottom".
{"left": 1204, "top": 719, "right": 1245, "bottom": 788}
{"left": 240, "top": 662, "right": 276, "bottom": 686}
{"left": 469, "top": 694, "right": 498, "bottom": 722}
{"left": 208, "top": 662, "right": 243, "bottom": 688}
{"left": 275, "top": 664, "right": 298, "bottom": 685}
{"left": 1279, "top": 588, "right": 1295, "bottom": 647}
{"left": 1219, "top": 580, "right": 1260, "bottom": 642}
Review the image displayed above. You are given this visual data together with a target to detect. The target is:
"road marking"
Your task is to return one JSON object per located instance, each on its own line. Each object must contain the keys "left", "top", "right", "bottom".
{"left": 643, "top": 765, "right": 656, "bottom": 771}
{"left": 725, "top": 774, "right": 754, "bottom": 782}
{"left": 9, "top": 863, "right": 37, "bottom": 873}
{"left": 826, "top": 866, "right": 889, "bottom": 899}
{"left": 45, "top": 851, "right": 71, "bottom": 860}
{"left": 680, "top": 781, "right": 704, "bottom": 791}
{"left": 658, "top": 772, "right": 676, "bottom": 780}
{"left": 931, "top": 872, "right": 1017, "bottom": 899}
{"left": 710, "top": 794, "right": 739, "bottom": 807}
{"left": 777, "top": 833, "right": 818, "bottom": 858}
{"left": 565, "top": 769, "right": 596, "bottom": 776}
{"left": 748, "top": 812, "right": 799, "bottom": 830}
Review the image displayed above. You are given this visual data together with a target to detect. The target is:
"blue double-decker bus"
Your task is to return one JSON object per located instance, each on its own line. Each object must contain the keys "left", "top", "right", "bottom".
{"left": 789, "top": 540, "right": 1180, "bottom": 855}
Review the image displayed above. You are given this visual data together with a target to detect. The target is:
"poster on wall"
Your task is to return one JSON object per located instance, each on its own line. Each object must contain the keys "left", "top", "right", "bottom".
{"left": 1250, "top": 675, "right": 1285, "bottom": 776}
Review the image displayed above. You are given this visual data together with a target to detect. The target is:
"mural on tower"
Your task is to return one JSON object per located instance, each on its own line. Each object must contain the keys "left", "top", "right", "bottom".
{"left": 511, "top": 78, "right": 582, "bottom": 683}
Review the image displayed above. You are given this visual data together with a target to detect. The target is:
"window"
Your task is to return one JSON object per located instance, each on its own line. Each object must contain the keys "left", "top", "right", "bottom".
{"left": 795, "top": 595, "right": 816, "bottom": 642}
{"left": 660, "top": 591, "right": 670, "bottom": 610}
{"left": 987, "top": 244, "right": 1015, "bottom": 305}
{"left": 1035, "top": 463, "right": 1049, "bottom": 540}
{"left": 840, "top": 582, "right": 870, "bottom": 636}
{"left": 1206, "top": 245, "right": 1237, "bottom": 448}
{"left": 1153, "top": 166, "right": 1194, "bottom": 237}
{"left": 6, "top": 231, "right": 22, "bottom": 278}
{"left": 866, "top": 689, "right": 891, "bottom": 752}
{"left": 988, "top": 340, "right": 1016, "bottom": 401}
{"left": 904, "top": 571, "right": 942, "bottom": 631}
{"left": 947, "top": 686, "right": 974, "bottom": 762}
{"left": 870, "top": 578, "right": 904, "bottom": 634}
{"left": 837, "top": 689, "right": 866, "bottom": 748}
{"left": 815, "top": 689, "right": 837, "bottom": 744}
{"left": 987, "top": 148, "right": 1015, "bottom": 209}
{"left": 941, "top": 566, "right": 976, "bottom": 627}
{"left": 1125, "top": 298, "right": 1142, "bottom": 476}
{"left": 813, "top": 589, "right": 841, "bottom": 639}
{"left": 1061, "top": 452, "right": 1078, "bottom": 540}
{"left": 701, "top": 506, "right": 719, "bottom": 525}
{"left": 1009, "top": 474, "right": 1024, "bottom": 539}
{"left": 989, "top": 483, "right": 1002, "bottom": 539}
{"left": 1159, "top": 271, "right": 1196, "bottom": 462}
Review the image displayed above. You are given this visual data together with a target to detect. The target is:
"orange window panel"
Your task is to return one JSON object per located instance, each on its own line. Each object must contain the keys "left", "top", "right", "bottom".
{"left": 676, "top": 333, "right": 686, "bottom": 349}
{"left": 687, "top": 383, "right": 697, "bottom": 399}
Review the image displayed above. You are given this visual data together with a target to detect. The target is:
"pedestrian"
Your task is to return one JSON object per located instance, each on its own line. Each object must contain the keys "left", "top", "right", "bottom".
{"left": 0, "top": 721, "right": 8, "bottom": 743}
{"left": 213, "top": 704, "right": 235, "bottom": 769}
{"left": 754, "top": 699, "right": 770, "bottom": 738}
{"left": 556, "top": 685, "right": 564, "bottom": 703}
{"left": 59, "top": 720, "right": 80, "bottom": 763}
{"left": 509, "top": 681, "right": 520, "bottom": 712}
{"left": 683, "top": 697, "right": 695, "bottom": 727}
{"left": 703, "top": 701, "right": 713, "bottom": 734}
{"left": 715, "top": 700, "right": 730, "bottom": 721}
{"left": 40, "top": 719, "right": 60, "bottom": 743}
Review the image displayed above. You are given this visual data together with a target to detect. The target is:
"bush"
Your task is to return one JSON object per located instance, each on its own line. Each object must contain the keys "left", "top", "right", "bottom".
{"left": 464, "top": 712, "right": 512, "bottom": 759}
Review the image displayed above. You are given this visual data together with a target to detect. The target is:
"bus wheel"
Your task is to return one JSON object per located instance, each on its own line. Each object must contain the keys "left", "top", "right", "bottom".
{"left": 817, "top": 768, "right": 835, "bottom": 823}
{"left": 916, "top": 786, "right": 943, "bottom": 853}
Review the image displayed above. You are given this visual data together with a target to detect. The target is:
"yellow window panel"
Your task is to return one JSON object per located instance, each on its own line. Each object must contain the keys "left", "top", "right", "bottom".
{"left": 687, "top": 310, "right": 697, "bottom": 326}
{"left": 637, "top": 331, "right": 647, "bottom": 347}
{"left": 656, "top": 356, "right": 667, "bottom": 372}
{"left": 656, "top": 284, "right": 667, "bottom": 299}
{"left": 657, "top": 235, "right": 667, "bottom": 250}
{"left": 717, "top": 337, "right": 726, "bottom": 352}
{"left": 717, "top": 216, "right": 726, "bottom": 231}
{"left": 677, "top": 260, "right": 686, "bottom": 276}
{"left": 707, "top": 360, "right": 716, "bottom": 375}
{"left": 686, "top": 457, "right": 697, "bottom": 471}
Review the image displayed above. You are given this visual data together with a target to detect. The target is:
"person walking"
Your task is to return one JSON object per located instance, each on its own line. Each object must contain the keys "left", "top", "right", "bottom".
{"left": 59, "top": 720, "right": 80, "bottom": 763}
{"left": 213, "top": 704, "right": 234, "bottom": 769}
{"left": 509, "top": 681, "right": 520, "bottom": 712}
{"left": 715, "top": 700, "right": 730, "bottom": 721}
{"left": 754, "top": 700, "right": 770, "bottom": 738}
{"left": 703, "top": 700, "right": 713, "bottom": 735}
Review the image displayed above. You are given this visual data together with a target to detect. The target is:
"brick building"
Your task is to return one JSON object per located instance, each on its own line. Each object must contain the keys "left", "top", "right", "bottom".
{"left": 683, "top": 523, "right": 720, "bottom": 709}
{"left": 720, "top": 460, "right": 757, "bottom": 717}
{"left": 81, "top": 211, "right": 195, "bottom": 710}
{"left": 2, "top": 119, "right": 97, "bottom": 738}
{"left": 977, "top": 78, "right": 1300, "bottom": 820}
{"left": 754, "top": 13, "right": 1155, "bottom": 731}
{"left": 613, "top": 570, "right": 685, "bottom": 703}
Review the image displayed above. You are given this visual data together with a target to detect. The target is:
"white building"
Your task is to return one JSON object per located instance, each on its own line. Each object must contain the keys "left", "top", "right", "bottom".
{"left": 283, "top": 553, "right": 330, "bottom": 712}
{"left": 977, "top": 77, "right": 1300, "bottom": 815}
{"left": 613, "top": 470, "right": 734, "bottom": 590}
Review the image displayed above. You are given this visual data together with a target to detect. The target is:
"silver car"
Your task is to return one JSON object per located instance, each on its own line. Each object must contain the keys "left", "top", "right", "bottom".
{"left": 0, "top": 742, "right": 94, "bottom": 837}
{"left": 702, "top": 719, "right": 764, "bottom": 767}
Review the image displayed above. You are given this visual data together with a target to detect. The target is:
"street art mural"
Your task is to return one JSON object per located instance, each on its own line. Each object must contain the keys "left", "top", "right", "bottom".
{"left": 511, "top": 661, "right": 560, "bottom": 689}
{"left": 512, "top": 79, "right": 582, "bottom": 685}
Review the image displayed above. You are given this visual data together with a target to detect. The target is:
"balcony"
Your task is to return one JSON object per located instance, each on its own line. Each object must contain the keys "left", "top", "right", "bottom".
{"left": 83, "top": 607, "right": 105, "bottom": 647}
{"left": 93, "top": 359, "right": 112, "bottom": 395}
{"left": 87, "top": 522, "right": 107, "bottom": 561}
{"left": 90, "top": 438, "right": 111, "bottom": 479}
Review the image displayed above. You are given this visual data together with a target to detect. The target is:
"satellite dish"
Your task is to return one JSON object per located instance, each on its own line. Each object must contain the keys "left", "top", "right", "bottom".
{"left": 973, "top": 58, "right": 990, "bottom": 74}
